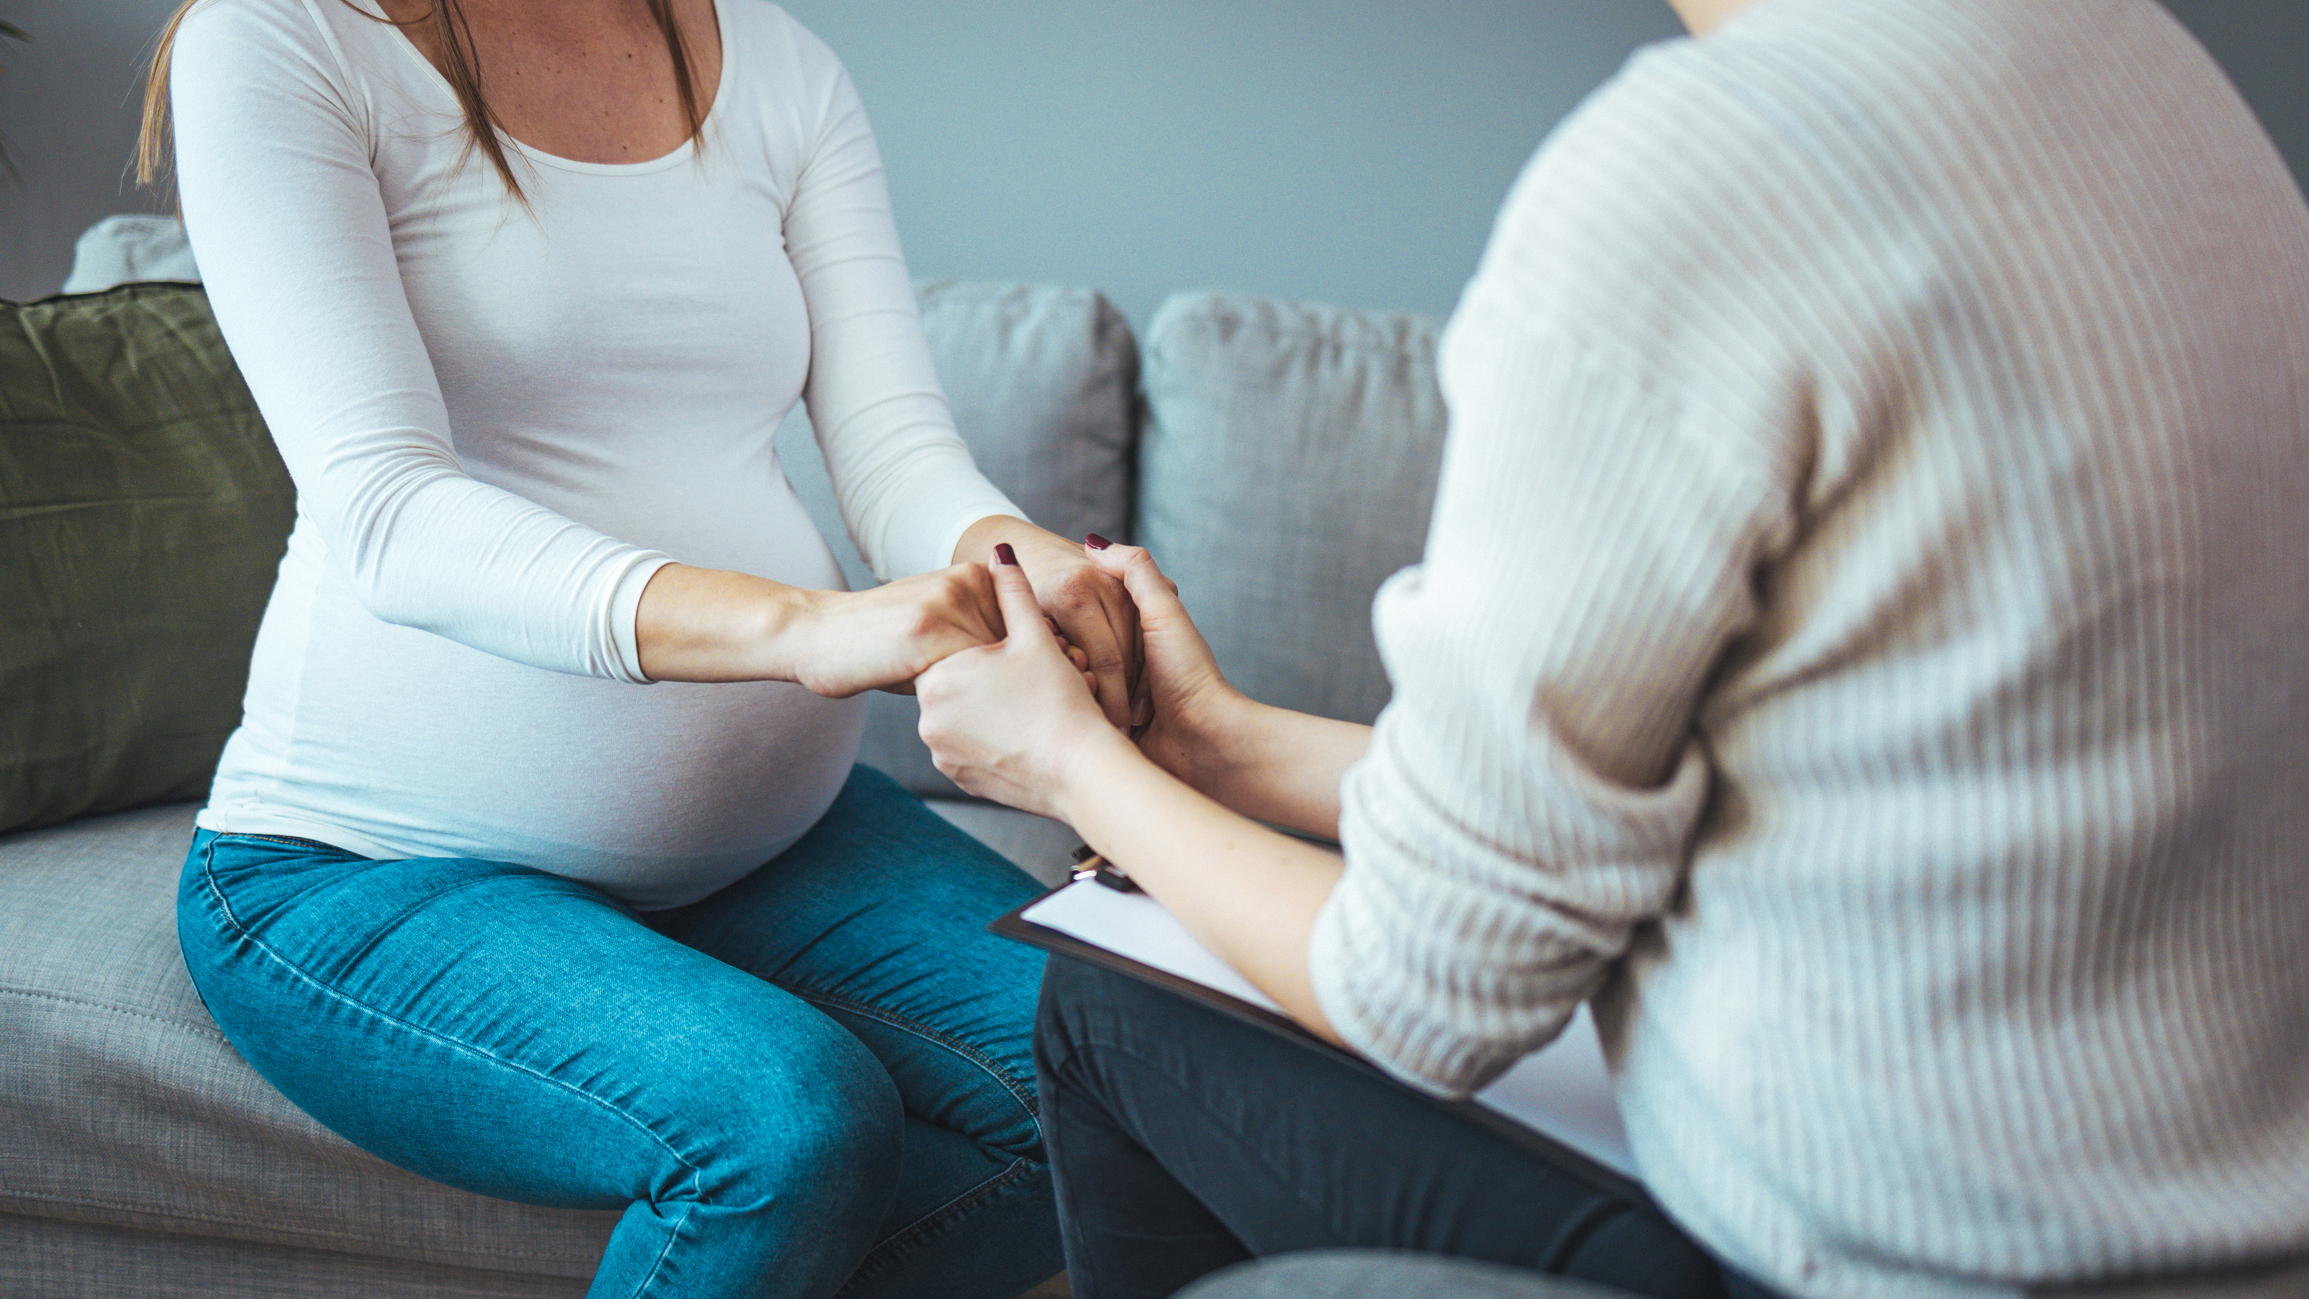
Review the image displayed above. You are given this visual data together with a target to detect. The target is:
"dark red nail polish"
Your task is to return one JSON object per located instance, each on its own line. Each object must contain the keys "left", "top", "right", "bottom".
{"left": 1085, "top": 533, "right": 1113, "bottom": 550}
{"left": 994, "top": 543, "right": 1017, "bottom": 566}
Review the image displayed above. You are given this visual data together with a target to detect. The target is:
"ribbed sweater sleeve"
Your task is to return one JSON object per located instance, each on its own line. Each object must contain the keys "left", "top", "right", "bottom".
{"left": 1313, "top": 229, "right": 1797, "bottom": 1097}
{"left": 1310, "top": 18, "right": 1819, "bottom": 1094}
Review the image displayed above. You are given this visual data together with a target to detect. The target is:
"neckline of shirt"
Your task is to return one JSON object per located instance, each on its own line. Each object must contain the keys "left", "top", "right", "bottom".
{"left": 364, "top": 0, "right": 734, "bottom": 178}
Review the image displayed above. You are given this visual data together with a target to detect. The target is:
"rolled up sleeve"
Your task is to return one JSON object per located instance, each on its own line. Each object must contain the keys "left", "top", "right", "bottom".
{"left": 1311, "top": 286, "right": 1791, "bottom": 1096}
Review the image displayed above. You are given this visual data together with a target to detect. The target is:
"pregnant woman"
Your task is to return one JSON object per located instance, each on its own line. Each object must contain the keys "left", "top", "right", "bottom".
{"left": 141, "top": 1, "right": 1124, "bottom": 1295}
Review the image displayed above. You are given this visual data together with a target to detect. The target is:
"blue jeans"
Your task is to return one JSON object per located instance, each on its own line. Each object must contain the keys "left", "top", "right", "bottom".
{"left": 178, "top": 765, "right": 1060, "bottom": 1299}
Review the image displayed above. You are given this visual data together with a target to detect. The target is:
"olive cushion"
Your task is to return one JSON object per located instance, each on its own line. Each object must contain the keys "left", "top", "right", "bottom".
{"left": 0, "top": 284, "right": 292, "bottom": 835}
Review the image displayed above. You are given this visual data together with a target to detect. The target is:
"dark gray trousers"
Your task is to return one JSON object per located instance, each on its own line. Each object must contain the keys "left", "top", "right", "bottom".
{"left": 1034, "top": 956, "right": 1780, "bottom": 1299}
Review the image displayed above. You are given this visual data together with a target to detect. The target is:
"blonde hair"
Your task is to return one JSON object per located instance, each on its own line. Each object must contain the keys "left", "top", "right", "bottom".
{"left": 137, "top": 0, "right": 706, "bottom": 204}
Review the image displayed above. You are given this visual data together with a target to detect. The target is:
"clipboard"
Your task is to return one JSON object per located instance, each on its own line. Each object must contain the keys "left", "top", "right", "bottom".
{"left": 991, "top": 876, "right": 1649, "bottom": 1206}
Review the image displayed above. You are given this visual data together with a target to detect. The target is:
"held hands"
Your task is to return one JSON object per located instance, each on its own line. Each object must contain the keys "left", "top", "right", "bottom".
{"left": 633, "top": 561, "right": 1003, "bottom": 690}
{"left": 633, "top": 519, "right": 1132, "bottom": 702}
{"left": 915, "top": 544, "right": 1121, "bottom": 819}
{"left": 1087, "top": 540, "right": 1253, "bottom": 797}
{"left": 772, "top": 563, "right": 1010, "bottom": 697}
{"left": 781, "top": 564, "right": 1100, "bottom": 700}
{"left": 952, "top": 517, "right": 1142, "bottom": 728}
{"left": 916, "top": 538, "right": 1252, "bottom": 821}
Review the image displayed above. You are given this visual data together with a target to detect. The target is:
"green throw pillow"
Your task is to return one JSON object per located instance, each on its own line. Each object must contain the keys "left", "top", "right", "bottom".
{"left": 1, "top": 282, "right": 292, "bottom": 834}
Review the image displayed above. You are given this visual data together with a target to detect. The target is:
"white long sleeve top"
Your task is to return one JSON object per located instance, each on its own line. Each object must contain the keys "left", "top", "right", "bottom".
{"left": 1310, "top": 0, "right": 2309, "bottom": 1294}
{"left": 175, "top": 0, "right": 1020, "bottom": 906}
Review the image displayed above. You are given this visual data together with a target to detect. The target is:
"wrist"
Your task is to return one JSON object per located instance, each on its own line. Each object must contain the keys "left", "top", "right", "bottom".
{"left": 1051, "top": 723, "right": 1157, "bottom": 828}
{"left": 637, "top": 563, "right": 818, "bottom": 683}
{"left": 951, "top": 513, "right": 1036, "bottom": 566}
{"left": 1163, "top": 687, "right": 1268, "bottom": 797}
{"left": 744, "top": 581, "right": 826, "bottom": 683}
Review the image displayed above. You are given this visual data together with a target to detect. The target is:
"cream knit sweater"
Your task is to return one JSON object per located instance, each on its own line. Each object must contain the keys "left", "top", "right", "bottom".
{"left": 1309, "top": 0, "right": 2309, "bottom": 1294}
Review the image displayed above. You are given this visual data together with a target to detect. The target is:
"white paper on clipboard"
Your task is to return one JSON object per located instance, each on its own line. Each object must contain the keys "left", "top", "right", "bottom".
{"left": 1019, "top": 880, "right": 1637, "bottom": 1180}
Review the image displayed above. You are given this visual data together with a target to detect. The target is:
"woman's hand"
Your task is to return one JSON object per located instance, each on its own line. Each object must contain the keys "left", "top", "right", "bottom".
{"left": 954, "top": 516, "right": 1140, "bottom": 729}
{"left": 777, "top": 564, "right": 1020, "bottom": 697}
{"left": 1084, "top": 542, "right": 1373, "bottom": 840}
{"left": 916, "top": 547, "right": 1126, "bottom": 820}
{"left": 1079, "top": 541, "right": 1253, "bottom": 793}
{"left": 925, "top": 543, "right": 1351, "bottom": 1044}
{"left": 635, "top": 561, "right": 1005, "bottom": 693}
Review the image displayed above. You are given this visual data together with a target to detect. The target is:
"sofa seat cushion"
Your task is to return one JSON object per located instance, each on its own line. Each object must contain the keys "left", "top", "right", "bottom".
{"left": 0, "top": 803, "right": 616, "bottom": 1278}
{"left": 0, "top": 796, "right": 1068, "bottom": 1280}
{"left": 1137, "top": 292, "right": 1449, "bottom": 726}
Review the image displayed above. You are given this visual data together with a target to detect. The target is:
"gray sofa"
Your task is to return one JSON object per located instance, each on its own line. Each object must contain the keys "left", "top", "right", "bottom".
{"left": 1, "top": 234, "right": 1452, "bottom": 1295}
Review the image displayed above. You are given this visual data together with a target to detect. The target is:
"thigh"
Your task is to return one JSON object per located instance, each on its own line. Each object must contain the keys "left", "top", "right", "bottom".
{"left": 178, "top": 829, "right": 904, "bottom": 1218}
{"left": 656, "top": 766, "right": 1049, "bottom": 1157}
{"left": 1035, "top": 956, "right": 1731, "bottom": 1299}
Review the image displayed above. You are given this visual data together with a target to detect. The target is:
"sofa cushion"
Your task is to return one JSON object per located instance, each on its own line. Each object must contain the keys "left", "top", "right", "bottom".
{"left": 1, "top": 1213, "right": 589, "bottom": 1299}
{"left": 0, "top": 802, "right": 617, "bottom": 1276}
{"left": 61, "top": 216, "right": 202, "bottom": 295}
{"left": 0, "top": 284, "right": 294, "bottom": 835}
{"left": 776, "top": 281, "right": 1140, "bottom": 798}
{"left": 1137, "top": 292, "right": 1449, "bottom": 725}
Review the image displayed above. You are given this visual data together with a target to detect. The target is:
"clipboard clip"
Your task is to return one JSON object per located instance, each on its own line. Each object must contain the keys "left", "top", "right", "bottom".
{"left": 1069, "top": 844, "right": 1140, "bottom": 893}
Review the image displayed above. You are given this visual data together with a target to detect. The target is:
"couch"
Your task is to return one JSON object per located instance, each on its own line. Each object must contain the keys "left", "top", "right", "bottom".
{"left": 0, "top": 225, "right": 1452, "bottom": 1297}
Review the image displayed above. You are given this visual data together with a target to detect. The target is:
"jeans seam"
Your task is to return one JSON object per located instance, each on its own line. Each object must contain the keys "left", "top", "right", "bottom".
{"left": 214, "top": 832, "right": 352, "bottom": 854}
{"left": 778, "top": 981, "right": 1040, "bottom": 1123}
{"left": 192, "top": 848, "right": 709, "bottom": 1210}
{"left": 202, "top": 837, "right": 522, "bottom": 977}
{"left": 628, "top": 1200, "right": 693, "bottom": 1298}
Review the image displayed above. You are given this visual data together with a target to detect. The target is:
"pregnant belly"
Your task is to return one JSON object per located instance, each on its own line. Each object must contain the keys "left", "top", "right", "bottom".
{"left": 210, "top": 565, "right": 869, "bottom": 910}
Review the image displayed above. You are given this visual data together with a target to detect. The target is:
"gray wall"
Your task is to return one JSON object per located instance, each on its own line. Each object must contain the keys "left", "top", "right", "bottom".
{"left": 2, "top": 0, "right": 2303, "bottom": 320}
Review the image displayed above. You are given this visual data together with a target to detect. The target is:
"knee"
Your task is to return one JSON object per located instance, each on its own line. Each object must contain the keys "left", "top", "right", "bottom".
{"left": 673, "top": 1018, "right": 906, "bottom": 1217}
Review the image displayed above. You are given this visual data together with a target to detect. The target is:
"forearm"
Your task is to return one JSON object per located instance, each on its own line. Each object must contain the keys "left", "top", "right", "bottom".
{"left": 633, "top": 562, "right": 813, "bottom": 683}
{"left": 1172, "top": 701, "right": 1373, "bottom": 841}
{"left": 1056, "top": 730, "right": 1348, "bottom": 1043}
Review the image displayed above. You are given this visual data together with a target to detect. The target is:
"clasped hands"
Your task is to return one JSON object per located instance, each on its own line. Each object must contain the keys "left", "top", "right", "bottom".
{"left": 801, "top": 516, "right": 1243, "bottom": 828}
{"left": 914, "top": 533, "right": 1241, "bottom": 828}
{"left": 634, "top": 515, "right": 1238, "bottom": 827}
{"left": 795, "top": 516, "right": 1237, "bottom": 830}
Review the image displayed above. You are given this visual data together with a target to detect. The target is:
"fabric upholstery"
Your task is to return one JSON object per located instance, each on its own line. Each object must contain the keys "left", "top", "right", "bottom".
{"left": 0, "top": 795, "right": 1065, "bottom": 1283}
{"left": 776, "top": 281, "right": 1140, "bottom": 797}
{"left": 1137, "top": 292, "right": 1448, "bottom": 725}
{"left": 0, "top": 802, "right": 618, "bottom": 1276}
{"left": 0, "top": 283, "right": 294, "bottom": 835}
{"left": 60, "top": 216, "right": 202, "bottom": 294}
{"left": 1, "top": 1214, "right": 588, "bottom": 1299}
